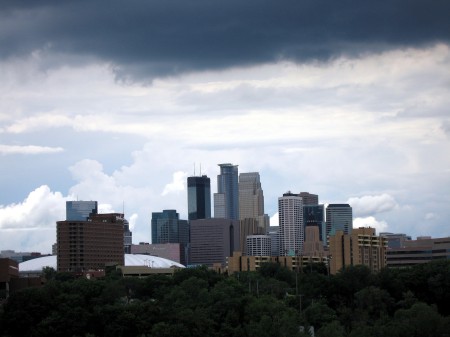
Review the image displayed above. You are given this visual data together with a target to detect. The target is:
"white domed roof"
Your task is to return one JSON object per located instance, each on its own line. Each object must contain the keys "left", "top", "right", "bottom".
{"left": 19, "top": 254, "right": 184, "bottom": 272}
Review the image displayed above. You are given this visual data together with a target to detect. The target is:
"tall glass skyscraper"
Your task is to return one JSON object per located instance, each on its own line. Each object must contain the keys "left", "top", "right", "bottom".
{"left": 187, "top": 175, "right": 211, "bottom": 220}
{"left": 151, "top": 210, "right": 189, "bottom": 245}
{"left": 66, "top": 201, "right": 98, "bottom": 221}
{"left": 214, "top": 163, "right": 239, "bottom": 220}
{"left": 326, "top": 204, "right": 353, "bottom": 236}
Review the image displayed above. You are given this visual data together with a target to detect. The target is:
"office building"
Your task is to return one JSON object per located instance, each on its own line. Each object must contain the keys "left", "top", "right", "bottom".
{"left": 303, "top": 223, "right": 327, "bottom": 258}
{"left": 151, "top": 210, "right": 189, "bottom": 245}
{"left": 151, "top": 210, "right": 189, "bottom": 265}
{"left": 238, "top": 172, "right": 270, "bottom": 254}
{"left": 123, "top": 219, "right": 132, "bottom": 254}
{"left": 329, "top": 227, "right": 387, "bottom": 274}
{"left": 190, "top": 218, "right": 240, "bottom": 267}
{"left": 246, "top": 235, "right": 271, "bottom": 256}
{"left": 57, "top": 213, "right": 125, "bottom": 272}
{"left": 303, "top": 204, "right": 326, "bottom": 244}
{"left": 326, "top": 204, "right": 353, "bottom": 237}
{"left": 187, "top": 175, "right": 211, "bottom": 220}
{"left": 386, "top": 236, "right": 450, "bottom": 267}
{"left": 379, "top": 232, "right": 412, "bottom": 248}
{"left": 66, "top": 201, "right": 98, "bottom": 221}
{"left": 278, "top": 192, "right": 304, "bottom": 256}
{"left": 267, "top": 226, "right": 280, "bottom": 256}
{"left": 299, "top": 192, "right": 319, "bottom": 206}
{"left": 214, "top": 163, "right": 239, "bottom": 220}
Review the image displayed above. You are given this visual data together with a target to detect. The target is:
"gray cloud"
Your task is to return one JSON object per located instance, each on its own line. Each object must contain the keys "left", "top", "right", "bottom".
{"left": 1, "top": 0, "right": 449, "bottom": 79}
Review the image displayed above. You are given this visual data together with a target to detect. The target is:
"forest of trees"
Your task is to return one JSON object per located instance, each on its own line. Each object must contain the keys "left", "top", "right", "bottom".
{"left": 1, "top": 260, "right": 450, "bottom": 337}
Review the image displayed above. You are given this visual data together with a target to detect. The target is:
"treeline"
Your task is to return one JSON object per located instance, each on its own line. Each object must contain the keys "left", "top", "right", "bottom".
{"left": 1, "top": 260, "right": 450, "bottom": 337}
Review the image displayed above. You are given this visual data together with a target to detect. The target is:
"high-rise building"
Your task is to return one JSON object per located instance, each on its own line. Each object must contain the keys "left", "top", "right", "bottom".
{"left": 214, "top": 163, "right": 239, "bottom": 220}
{"left": 239, "top": 172, "right": 265, "bottom": 221}
{"left": 303, "top": 223, "right": 326, "bottom": 258}
{"left": 303, "top": 204, "right": 326, "bottom": 244}
{"left": 267, "top": 226, "right": 280, "bottom": 256}
{"left": 57, "top": 213, "right": 125, "bottom": 272}
{"left": 187, "top": 175, "right": 211, "bottom": 220}
{"left": 238, "top": 172, "right": 270, "bottom": 254}
{"left": 299, "top": 192, "right": 319, "bottom": 206}
{"left": 190, "top": 218, "right": 240, "bottom": 267}
{"left": 66, "top": 201, "right": 98, "bottom": 221}
{"left": 329, "top": 227, "right": 387, "bottom": 274}
{"left": 278, "top": 192, "right": 304, "bottom": 256}
{"left": 151, "top": 210, "right": 189, "bottom": 265}
{"left": 326, "top": 204, "right": 353, "bottom": 237}
{"left": 246, "top": 235, "right": 272, "bottom": 256}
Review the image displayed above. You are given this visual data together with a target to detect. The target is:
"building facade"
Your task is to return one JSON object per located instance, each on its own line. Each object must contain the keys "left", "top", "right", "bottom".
{"left": 187, "top": 175, "right": 211, "bottom": 221}
{"left": 190, "top": 218, "right": 240, "bottom": 267}
{"left": 151, "top": 210, "right": 189, "bottom": 265}
{"left": 246, "top": 235, "right": 272, "bottom": 256}
{"left": 329, "top": 227, "right": 387, "bottom": 274}
{"left": 123, "top": 219, "right": 133, "bottom": 254}
{"left": 299, "top": 192, "right": 319, "bottom": 206}
{"left": 278, "top": 192, "right": 304, "bottom": 256}
{"left": 214, "top": 163, "right": 239, "bottom": 220}
{"left": 326, "top": 204, "right": 353, "bottom": 237}
{"left": 57, "top": 213, "right": 125, "bottom": 272}
{"left": 386, "top": 236, "right": 450, "bottom": 267}
{"left": 303, "top": 204, "right": 326, "bottom": 244}
{"left": 66, "top": 201, "right": 98, "bottom": 221}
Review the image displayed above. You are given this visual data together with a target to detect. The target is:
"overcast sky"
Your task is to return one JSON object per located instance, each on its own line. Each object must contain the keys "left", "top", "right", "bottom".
{"left": 1, "top": 1, "right": 449, "bottom": 254}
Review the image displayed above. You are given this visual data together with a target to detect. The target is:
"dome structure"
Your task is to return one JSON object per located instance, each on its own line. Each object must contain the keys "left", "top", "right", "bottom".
{"left": 19, "top": 254, "right": 185, "bottom": 273}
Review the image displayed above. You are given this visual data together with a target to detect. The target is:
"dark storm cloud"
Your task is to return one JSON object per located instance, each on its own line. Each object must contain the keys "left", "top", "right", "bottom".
{"left": 1, "top": 0, "right": 449, "bottom": 79}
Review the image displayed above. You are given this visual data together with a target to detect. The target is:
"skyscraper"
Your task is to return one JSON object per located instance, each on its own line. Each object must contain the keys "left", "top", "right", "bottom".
{"left": 66, "top": 201, "right": 98, "bottom": 221}
{"left": 151, "top": 209, "right": 189, "bottom": 265}
{"left": 239, "top": 172, "right": 264, "bottom": 220}
{"left": 303, "top": 204, "right": 326, "bottom": 244}
{"left": 187, "top": 175, "right": 211, "bottom": 220}
{"left": 214, "top": 163, "right": 239, "bottom": 220}
{"left": 326, "top": 204, "right": 353, "bottom": 237}
{"left": 299, "top": 192, "right": 319, "bottom": 206}
{"left": 190, "top": 218, "right": 240, "bottom": 267}
{"left": 238, "top": 172, "right": 270, "bottom": 254}
{"left": 278, "top": 192, "right": 304, "bottom": 256}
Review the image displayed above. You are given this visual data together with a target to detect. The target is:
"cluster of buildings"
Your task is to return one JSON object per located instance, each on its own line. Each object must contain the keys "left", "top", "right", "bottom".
{"left": 2, "top": 163, "right": 450, "bottom": 296}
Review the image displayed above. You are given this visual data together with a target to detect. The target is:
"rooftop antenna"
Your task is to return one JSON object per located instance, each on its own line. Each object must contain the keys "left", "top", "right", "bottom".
{"left": 200, "top": 163, "right": 202, "bottom": 175}
{"left": 122, "top": 201, "right": 125, "bottom": 216}
{"left": 194, "top": 162, "right": 196, "bottom": 176}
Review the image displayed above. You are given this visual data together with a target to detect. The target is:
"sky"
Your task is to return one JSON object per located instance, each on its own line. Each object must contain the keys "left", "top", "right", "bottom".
{"left": 1, "top": 0, "right": 449, "bottom": 254}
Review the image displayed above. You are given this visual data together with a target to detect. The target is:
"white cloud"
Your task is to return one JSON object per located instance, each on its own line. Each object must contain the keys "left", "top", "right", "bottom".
{"left": 353, "top": 216, "right": 389, "bottom": 234}
{"left": 0, "top": 144, "right": 64, "bottom": 155}
{"left": 0, "top": 185, "right": 66, "bottom": 230}
{"left": 270, "top": 212, "right": 279, "bottom": 226}
{"left": 348, "top": 194, "right": 399, "bottom": 217}
{"left": 0, "top": 185, "right": 67, "bottom": 252}
{"left": 162, "top": 171, "right": 187, "bottom": 196}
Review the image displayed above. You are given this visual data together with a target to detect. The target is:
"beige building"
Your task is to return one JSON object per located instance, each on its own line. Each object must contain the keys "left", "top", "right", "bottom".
{"left": 227, "top": 252, "right": 328, "bottom": 274}
{"left": 329, "top": 227, "right": 387, "bottom": 274}
{"left": 238, "top": 172, "right": 270, "bottom": 254}
{"left": 386, "top": 236, "right": 450, "bottom": 267}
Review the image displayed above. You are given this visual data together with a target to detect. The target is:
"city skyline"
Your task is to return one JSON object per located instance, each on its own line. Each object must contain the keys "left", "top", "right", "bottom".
{"left": 1, "top": 1, "right": 449, "bottom": 253}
